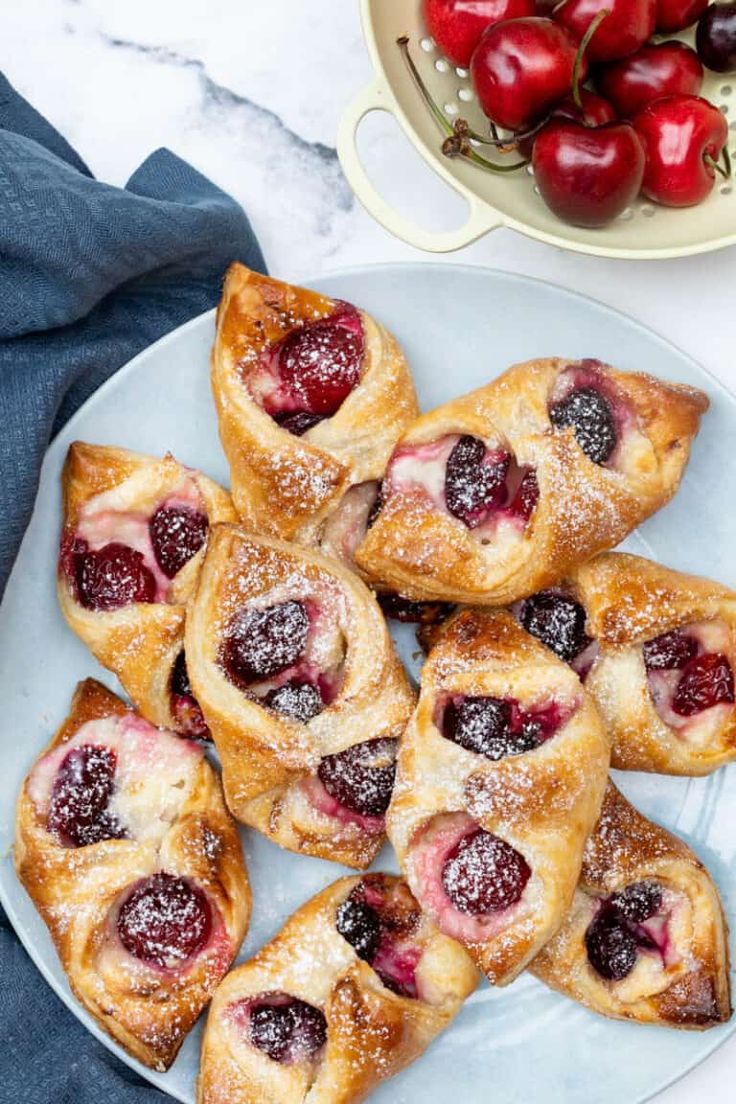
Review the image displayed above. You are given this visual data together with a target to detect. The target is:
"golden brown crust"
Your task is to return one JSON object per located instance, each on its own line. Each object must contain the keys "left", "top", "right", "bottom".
{"left": 356, "top": 358, "right": 708, "bottom": 605}
{"left": 211, "top": 263, "right": 419, "bottom": 543}
{"left": 387, "top": 608, "right": 610, "bottom": 985}
{"left": 57, "top": 442, "right": 238, "bottom": 734}
{"left": 574, "top": 553, "right": 736, "bottom": 774}
{"left": 531, "top": 782, "right": 732, "bottom": 1029}
{"left": 15, "top": 679, "right": 251, "bottom": 1069}
{"left": 197, "top": 874, "right": 478, "bottom": 1104}
{"left": 185, "top": 525, "right": 416, "bottom": 869}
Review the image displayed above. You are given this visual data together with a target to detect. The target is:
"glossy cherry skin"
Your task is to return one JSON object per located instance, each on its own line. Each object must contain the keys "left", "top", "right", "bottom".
{"left": 277, "top": 305, "right": 363, "bottom": 418}
{"left": 516, "top": 90, "right": 616, "bottom": 157}
{"left": 73, "top": 541, "right": 157, "bottom": 610}
{"left": 149, "top": 505, "right": 208, "bottom": 579}
{"left": 696, "top": 2, "right": 736, "bottom": 72}
{"left": 442, "top": 830, "right": 531, "bottom": 914}
{"left": 423, "top": 0, "right": 536, "bottom": 68}
{"left": 633, "top": 95, "right": 729, "bottom": 207}
{"left": 47, "top": 744, "right": 125, "bottom": 847}
{"left": 597, "top": 42, "right": 704, "bottom": 118}
{"left": 471, "top": 17, "right": 585, "bottom": 131}
{"left": 554, "top": 0, "right": 657, "bottom": 62}
{"left": 117, "top": 873, "right": 212, "bottom": 968}
{"left": 656, "top": 0, "right": 708, "bottom": 32}
{"left": 533, "top": 120, "right": 645, "bottom": 227}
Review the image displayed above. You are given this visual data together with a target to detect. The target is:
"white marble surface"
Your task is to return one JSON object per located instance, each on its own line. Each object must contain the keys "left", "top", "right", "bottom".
{"left": 1, "top": 0, "right": 734, "bottom": 1100}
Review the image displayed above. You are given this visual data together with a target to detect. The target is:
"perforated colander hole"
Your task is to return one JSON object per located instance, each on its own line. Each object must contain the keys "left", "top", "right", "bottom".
{"left": 619, "top": 208, "right": 633, "bottom": 221}
{"left": 721, "top": 103, "right": 729, "bottom": 114}
{"left": 435, "top": 58, "right": 450, "bottom": 72}
{"left": 533, "top": 185, "right": 540, "bottom": 195}
{"left": 458, "top": 88, "right": 474, "bottom": 102}
{"left": 526, "top": 163, "right": 535, "bottom": 175}
{"left": 721, "top": 84, "right": 733, "bottom": 96}
{"left": 421, "top": 37, "right": 435, "bottom": 52}
{"left": 721, "top": 184, "right": 733, "bottom": 194}
{"left": 456, "top": 67, "right": 469, "bottom": 78}
{"left": 445, "top": 102, "right": 459, "bottom": 115}
{"left": 641, "top": 205, "right": 656, "bottom": 218}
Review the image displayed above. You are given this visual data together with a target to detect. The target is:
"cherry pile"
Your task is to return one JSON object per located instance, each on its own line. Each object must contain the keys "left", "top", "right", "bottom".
{"left": 414, "top": 0, "right": 733, "bottom": 227}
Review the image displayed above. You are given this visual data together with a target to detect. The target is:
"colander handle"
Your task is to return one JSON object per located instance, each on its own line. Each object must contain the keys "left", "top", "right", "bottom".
{"left": 337, "top": 80, "right": 502, "bottom": 253}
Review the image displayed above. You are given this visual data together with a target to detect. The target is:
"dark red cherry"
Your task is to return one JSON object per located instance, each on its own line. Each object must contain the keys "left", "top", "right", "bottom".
{"left": 249, "top": 996, "right": 327, "bottom": 1064}
{"left": 278, "top": 306, "right": 364, "bottom": 417}
{"left": 609, "top": 881, "right": 663, "bottom": 923}
{"left": 171, "top": 650, "right": 193, "bottom": 698}
{"left": 554, "top": 0, "right": 657, "bottom": 62}
{"left": 74, "top": 541, "right": 157, "bottom": 610}
{"left": 117, "top": 873, "right": 211, "bottom": 968}
{"left": 423, "top": 0, "right": 536, "bottom": 68}
{"left": 149, "top": 505, "right": 208, "bottom": 578}
{"left": 263, "top": 680, "right": 324, "bottom": 722}
{"left": 642, "top": 629, "right": 697, "bottom": 671}
{"left": 633, "top": 95, "right": 729, "bottom": 207}
{"left": 442, "top": 830, "right": 531, "bottom": 914}
{"left": 335, "top": 895, "right": 381, "bottom": 962}
{"left": 222, "top": 600, "right": 310, "bottom": 686}
{"left": 442, "top": 696, "right": 538, "bottom": 759}
{"left": 585, "top": 908, "right": 638, "bottom": 980}
{"left": 508, "top": 468, "right": 539, "bottom": 521}
{"left": 696, "top": 1, "right": 736, "bottom": 71}
{"left": 445, "top": 436, "right": 509, "bottom": 526}
{"left": 549, "top": 387, "right": 617, "bottom": 465}
{"left": 47, "top": 744, "right": 125, "bottom": 848}
{"left": 274, "top": 411, "right": 325, "bottom": 436}
{"left": 596, "top": 41, "right": 703, "bottom": 118}
{"left": 672, "top": 653, "right": 735, "bottom": 716}
{"left": 377, "top": 592, "right": 454, "bottom": 625}
{"left": 317, "top": 737, "right": 398, "bottom": 817}
{"left": 657, "top": 0, "right": 708, "bottom": 32}
{"left": 520, "top": 591, "right": 591, "bottom": 663}
{"left": 170, "top": 652, "right": 209, "bottom": 739}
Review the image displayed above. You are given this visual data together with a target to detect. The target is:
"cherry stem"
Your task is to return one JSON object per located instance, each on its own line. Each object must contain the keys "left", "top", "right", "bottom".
{"left": 705, "top": 147, "right": 732, "bottom": 181}
{"left": 397, "top": 36, "right": 528, "bottom": 172}
{"left": 572, "top": 10, "right": 609, "bottom": 111}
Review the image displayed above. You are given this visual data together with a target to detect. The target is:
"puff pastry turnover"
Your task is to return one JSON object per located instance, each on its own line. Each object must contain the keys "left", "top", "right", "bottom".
{"left": 531, "top": 782, "right": 731, "bottom": 1029}
{"left": 15, "top": 679, "right": 251, "bottom": 1070}
{"left": 185, "top": 525, "right": 415, "bottom": 868}
{"left": 198, "top": 873, "right": 478, "bottom": 1104}
{"left": 356, "top": 357, "right": 708, "bottom": 605}
{"left": 57, "top": 442, "right": 238, "bottom": 738}
{"left": 211, "top": 263, "right": 418, "bottom": 544}
{"left": 387, "top": 607, "right": 610, "bottom": 985}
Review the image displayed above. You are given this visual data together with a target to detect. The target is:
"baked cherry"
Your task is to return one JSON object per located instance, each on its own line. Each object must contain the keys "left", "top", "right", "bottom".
{"left": 471, "top": 17, "right": 584, "bottom": 131}
{"left": 508, "top": 468, "right": 539, "bottom": 520}
{"left": 520, "top": 591, "right": 591, "bottom": 663}
{"left": 117, "top": 873, "right": 212, "bottom": 968}
{"left": 657, "top": 0, "right": 708, "bottom": 31}
{"left": 633, "top": 95, "right": 730, "bottom": 207}
{"left": 442, "top": 695, "right": 560, "bottom": 759}
{"left": 277, "top": 304, "right": 364, "bottom": 418}
{"left": 597, "top": 41, "right": 704, "bottom": 118}
{"left": 444, "top": 435, "right": 509, "bottom": 526}
{"left": 273, "top": 411, "right": 324, "bottom": 436}
{"left": 642, "top": 629, "right": 697, "bottom": 670}
{"left": 263, "top": 680, "right": 324, "bottom": 722}
{"left": 170, "top": 651, "right": 209, "bottom": 739}
{"left": 73, "top": 541, "right": 157, "bottom": 611}
{"left": 149, "top": 504, "right": 208, "bottom": 579}
{"left": 672, "top": 653, "right": 735, "bottom": 715}
{"left": 249, "top": 996, "right": 327, "bottom": 1063}
{"left": 377, "top": 592, "right": 455, "bottom": 625}
{"left": 317, "top": 737, "right": 398, "bottom": 817}
{"left": 609, "top": 881, "right": 663, "bottom": 923}
{"left": 443, "top": 830, "right": 531, "bottom": 913}
{"left": 554, "top": 0, "right": 656, "bottom": 62}
{"left": 696, "top": 2, "right": 736, "bottom": 71}
{"left": 423, "top": 0, "right": 535, "bottom": 67}
{"left": 335, "top": 896, "right": 381, "bottom": 962}
{"left": 585, "top": 908, "right": 638, "bottom": 980}
{"left": 222, "top": 600, "right": 310, "bottom": 686}
{"left": 47, "top": 744, "right": 125, "bottom": 847}
{"left": 549, "top": 385, "right": 619, "bottom": 462}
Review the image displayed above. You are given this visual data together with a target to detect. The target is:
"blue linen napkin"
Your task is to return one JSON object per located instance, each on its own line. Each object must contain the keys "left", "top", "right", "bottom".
{"left": 0, "top": 73, "right": 266, "bottom": 1103}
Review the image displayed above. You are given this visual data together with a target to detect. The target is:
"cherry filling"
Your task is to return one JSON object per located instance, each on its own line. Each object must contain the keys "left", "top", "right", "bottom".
{"left": 335, "top": 877, "right": 422, "bottom": 998}
{"left": 443, "top": 435, "right": 538, "bottom": 529}
{"left": 149, "top": 504, "right": 208, "bottom": 579}
{"left": 643, "top": 627, "right": 735, "bottom": 720}
{"left": 317, "top": 737, "right": 398, "bottom": 818}
{"left": 221, "top": 600, "right": 310, "bottom": 687}
{"left": 549, "top": 387, "right": 617, "bottom": 466}
{"left": 673, "top": 655, "right": 735, "bottom": 716}
{"left": 170, "top": 651, "right": 209, "bottom": 739}
{"left": 585, "top": 881, "right": 664, "bottom": 981}
{"left": 440, "top": 693, "right": 567, "bottom": 761}
{"left": 519, "top": 591, "right": 592, "bottom": 665}
{"left": 116, "top": 872, "right": 212, "bottom": 969}
{"left": 263, "top": 680, "right": 324, "bottom": 723}
{"left": 71, "top": 539, "right": 157, "bottom": 611}
{"left": 47, "top": 744, "right": 125, "bottom": 847}
{"left": 377, "top": 592, "right": 455, "bottom": 626}
{"left": 442, "top": 830, "right": 531, "bottom": 915}
{"left": 247, "top": 995, "right": 327, "bottom": 1064}
{"left": 643, "top": 631, "right": 697, "bottom": 671}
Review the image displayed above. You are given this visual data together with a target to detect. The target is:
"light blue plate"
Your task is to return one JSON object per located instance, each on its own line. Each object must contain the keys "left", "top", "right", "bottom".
{"left": 1, "top": 264, "right": 735, "bottom": 1104}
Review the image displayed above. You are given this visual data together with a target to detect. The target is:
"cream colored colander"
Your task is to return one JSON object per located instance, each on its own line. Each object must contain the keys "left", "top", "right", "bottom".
{"left": 337, "top": 0, "right": 736, "bottom": 257}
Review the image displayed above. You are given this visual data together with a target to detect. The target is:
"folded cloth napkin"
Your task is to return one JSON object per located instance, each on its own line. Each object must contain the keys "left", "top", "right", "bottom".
{"left": 0, "top": 73, "right": 266, "bottom": 1103}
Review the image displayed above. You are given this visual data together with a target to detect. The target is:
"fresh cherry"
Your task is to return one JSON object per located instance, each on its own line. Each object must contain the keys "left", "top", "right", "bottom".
{"left": 249, "top": 996, "right": 327, "bottom": 1063}
{"left": 471, "top": 17, "right": 584, "bottom": 131}
{"left": 515, "top": 90, "right": 616, "bottom": 158}
{"left": 149, "top": 505, "right": 208, "bottom": 579}
{"left": 317, "top": 737, "right": 398, "bottom": 817}
{"left": 117, "top": 873, "right": 211, "bottom": 968}
{"left": 335, "top": 896, "right": 382, "bottom": 962}
{"left": 444, "top": 435, "right": 509, "bottom": 526}
{"left": 549, "top": 385, "right": 619, "bottom": 461}
{"left": 423, "top": 0, "right": 536, "bottom": 68}
{"left": 73, "top": 541, "right": 157, "bottom": 611}
{"left": 656, "top": 0, "right": 708, "bottom": 32}
{"left": 221, "top": 600, "right": 310, "bottom": 686}
{"left": 47, "top": 744, "right": 125, "bottom": 847}
{"left": 277, "top": 305, "right": 363, "bottom": 418}
{"left": 520, "top": 591, "right": 592, "bottom": 662}
{"left": 642, "top": 629, "right": 697, "bottom": 670}
{"left": 443, "top": 830, "right": 531, "bottom": 913}
{"left": 672, "top": 653, "right": 735, "bottom": 715}
{"left": 554, "top": 0, "right": 657, "bottom": 62}
{"left": 597, "top": 41, "right": 704, "bottom": 118}
{"left": 633, "top": 95, "right": 730, "bottom": 207}
{"left": 263, "top": 680, "right": 324, "bottom": 722}
{"left": 585, "top": 880, "right": 663, "bottom": 980}
{"left": 697, "top": 1, "right": 736, "bottom": 71}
